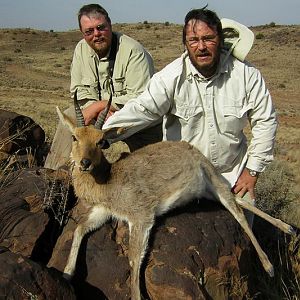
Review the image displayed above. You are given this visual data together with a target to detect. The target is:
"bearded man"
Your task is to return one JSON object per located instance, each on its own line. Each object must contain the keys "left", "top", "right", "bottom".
{"left": 45, "top": 3, "right": 162, "bottom": 170}
{"left": 102, "top": 7, "right": 278, "bottom": 223}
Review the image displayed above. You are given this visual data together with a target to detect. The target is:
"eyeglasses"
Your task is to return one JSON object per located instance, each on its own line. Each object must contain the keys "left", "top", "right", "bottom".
{"left": 83, "top": 24, "right": 109, "bottom": 37}
{"left": 186, "top": 34, "right": 218, "bottom": 48}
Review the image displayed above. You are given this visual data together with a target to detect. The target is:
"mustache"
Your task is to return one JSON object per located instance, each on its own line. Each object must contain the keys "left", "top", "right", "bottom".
{"left": 195, "top": 50, "right": 211, "bottom": 56}
{"left": 93, "top": 36, "right": 107, "bottom": 43}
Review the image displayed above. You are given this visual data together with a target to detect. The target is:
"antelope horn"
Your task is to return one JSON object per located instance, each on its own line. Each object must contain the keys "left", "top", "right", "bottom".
{"left": 94, "top": 77, "right": 114, "bottom": 129}
{"left": 73, "top": 90, "right": 85, "bottom": 127}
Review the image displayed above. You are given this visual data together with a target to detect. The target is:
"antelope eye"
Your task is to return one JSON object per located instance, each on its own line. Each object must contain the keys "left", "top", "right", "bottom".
{"left": 96, "top": 139, "right": 109, "bottom": 149}
{"left": 72, "top": 135, "right": 77, "bottom": 142}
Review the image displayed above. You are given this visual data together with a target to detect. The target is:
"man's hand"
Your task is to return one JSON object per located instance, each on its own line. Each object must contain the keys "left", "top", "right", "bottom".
{"left": 232, "top": 168, "right": 258, "bottom": 199}
{"left": 82, "top": 101, "right": 115, "bottom": 125}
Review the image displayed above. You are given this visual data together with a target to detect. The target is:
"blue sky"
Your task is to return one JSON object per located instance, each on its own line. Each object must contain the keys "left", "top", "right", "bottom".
{"left": 0, "top": 0, "right": 299, "bottom": 31}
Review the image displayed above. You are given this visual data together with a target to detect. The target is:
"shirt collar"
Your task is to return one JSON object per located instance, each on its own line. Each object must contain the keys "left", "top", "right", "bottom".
{"left": 85, "top": 39, "right": 111, "bottom": 62}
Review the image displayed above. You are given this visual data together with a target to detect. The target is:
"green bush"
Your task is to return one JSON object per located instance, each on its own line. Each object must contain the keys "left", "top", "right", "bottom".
{"left": 255, "top": 160, "right": 292, "bottom": 218}
{"left": 269, "top": 22, "right": 276, "bottom": 27}
{"left": 256, "top": 33, "right": 264, "bottom": 39}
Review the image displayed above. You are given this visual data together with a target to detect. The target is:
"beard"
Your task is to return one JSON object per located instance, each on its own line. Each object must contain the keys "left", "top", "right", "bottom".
{"left": 188, "top": 47, "right": 221, "bottom": 78}
{"left": 90, "top": 36, "right": 111, "bottom": 58}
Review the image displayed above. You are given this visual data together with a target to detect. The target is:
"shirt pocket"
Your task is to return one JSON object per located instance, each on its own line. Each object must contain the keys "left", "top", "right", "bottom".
{"left": 172, "top": 104, "right": 204, "bottom": 133}
{"left": 222, "top": 100, "right": 253, "bottom": 136}
{"left": 80, "top": 77, "right": 99, "bottom": 98}
{"left": 173, "top": 105, "right": 204, "bottom": 121}
{"left": 113, "top": 77, "right": 126, "bottom": 96}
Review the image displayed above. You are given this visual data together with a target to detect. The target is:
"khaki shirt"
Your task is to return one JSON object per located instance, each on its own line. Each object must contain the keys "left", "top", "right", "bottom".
{"left": 104, "top": 51, "right": 278, "bottom": 186}
{"left": 70, "top": 32, "right": 154, "bottom": 108}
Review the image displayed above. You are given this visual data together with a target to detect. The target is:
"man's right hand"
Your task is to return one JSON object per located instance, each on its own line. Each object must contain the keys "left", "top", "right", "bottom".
{"left": 82, "top": 101, "right": 109, "bottom": 125}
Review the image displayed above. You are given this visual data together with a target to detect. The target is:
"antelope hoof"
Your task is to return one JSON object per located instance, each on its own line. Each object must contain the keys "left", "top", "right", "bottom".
{"left": 288, "top": 226, "right": 297, "bottom": 236}
{"left": 267, "top": 265, "right": 274, "bottom": 277}
{"left": 63, "top": 272, "right": 73, "bottom": 281}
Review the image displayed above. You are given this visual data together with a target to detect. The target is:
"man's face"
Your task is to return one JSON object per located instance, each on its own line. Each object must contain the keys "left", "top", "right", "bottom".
{"left": 185, "top": 19, "right": 221, "bottom": 77}
{"left": 80, "top": 14, "right": 112, "bottom": 57}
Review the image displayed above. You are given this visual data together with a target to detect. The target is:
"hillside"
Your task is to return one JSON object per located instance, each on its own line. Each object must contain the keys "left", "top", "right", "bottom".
{"left": 0, "top": 23, "right": 299, "bottom": 220}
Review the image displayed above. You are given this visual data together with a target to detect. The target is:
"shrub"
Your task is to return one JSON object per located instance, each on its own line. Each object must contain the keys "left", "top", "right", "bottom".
{"left": 278, "top": 83, "right": 286, "bottom": 89}
{"left": 256, "top": 33, "right": 264, "bottom": 39}
{"left": 3, "top": 56, "right": 13, "bottom": 62}
{"left": 164, "top": 21, "right": 170, "bottom": 26}
{"left": 269, "top": 22, "right": 276, "bottom": 27}
{"left": 255, "top": 160, "right": 292, "bottom": 218}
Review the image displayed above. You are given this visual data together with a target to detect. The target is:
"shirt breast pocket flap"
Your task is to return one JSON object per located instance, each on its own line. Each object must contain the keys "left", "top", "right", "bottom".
{"left": 223, "top": 103, "right": 252, "bottom": 119}
{"left": 174, "top": 105, "right": 203, "bottom": 121}
{"left": 81, "top": 77, "right": 97, "bottom": 88}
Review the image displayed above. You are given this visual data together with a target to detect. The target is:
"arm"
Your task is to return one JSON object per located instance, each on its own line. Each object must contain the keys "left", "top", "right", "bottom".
{"left": 233, "top": 68, "right": 277, "bottom": 198}
{"left": 246, "top": 69, "right": 277, "bottom": 172}
{"left": 103, "top": 73, "right": 171, "bottom": 141}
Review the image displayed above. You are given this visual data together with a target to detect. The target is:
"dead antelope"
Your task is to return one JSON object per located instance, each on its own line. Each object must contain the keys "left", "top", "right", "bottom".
{"left": 57, "top": 90, "right": 295, "bottom": 300}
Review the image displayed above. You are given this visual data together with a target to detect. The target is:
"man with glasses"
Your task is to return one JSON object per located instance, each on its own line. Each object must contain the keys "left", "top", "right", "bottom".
{"left": 102, "top": 7, "right": 277, "bottom": 219}
{"left": 45, "top": 3, "right": 162, "bottom": 169}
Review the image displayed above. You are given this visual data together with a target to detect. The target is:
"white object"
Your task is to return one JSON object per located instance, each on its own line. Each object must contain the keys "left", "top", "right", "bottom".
{"left": 221, "top": 18, "right": 255, "bottom": 61}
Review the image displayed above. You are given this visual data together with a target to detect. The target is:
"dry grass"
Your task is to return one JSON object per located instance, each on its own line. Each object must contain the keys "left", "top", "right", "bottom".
{"left": 0, "top": 22, "right": 299, "bottom": 298}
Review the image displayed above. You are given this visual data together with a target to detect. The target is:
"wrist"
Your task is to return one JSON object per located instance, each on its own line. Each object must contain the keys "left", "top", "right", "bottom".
{"left": 246, "top": 168, "right": 260, "bottom": 177}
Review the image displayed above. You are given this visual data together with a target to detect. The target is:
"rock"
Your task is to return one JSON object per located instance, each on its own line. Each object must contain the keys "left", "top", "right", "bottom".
{"left": 0, "top": 247, "right": 76, "bottom": 300}
{"left": 0, "top": 168, "right": 71, "bottom": 262}
{"left": 144, "top": 201, "right": 253, "bottom": 300}
{"left": 0, "top": 109, "right": 46, "bottom": 165}
{"left": 48, "top": 201, "right": 131, "bottom": 299}
{"left": 49, "top": 200, "right": 253, "bottom": 300}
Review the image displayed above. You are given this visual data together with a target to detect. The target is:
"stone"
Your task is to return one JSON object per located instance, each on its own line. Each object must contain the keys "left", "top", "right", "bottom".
{"left": 0, "top": 247, "right": 76, "bottom": 300}
{"left": 0, "top": 109, "right": 46, "bottom": 165}
{"left": 49, "top": 200, "right": 253, "bottom": 299}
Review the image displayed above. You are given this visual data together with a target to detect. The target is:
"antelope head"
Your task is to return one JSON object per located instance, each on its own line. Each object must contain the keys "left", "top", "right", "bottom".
{"left": 56, "top": 90, "right": 123, "bottom": 173}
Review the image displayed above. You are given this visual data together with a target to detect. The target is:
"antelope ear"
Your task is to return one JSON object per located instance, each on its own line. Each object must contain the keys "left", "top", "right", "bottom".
{"left": 56, "top": 106, "right": 76, "bottom": 133}
{"left": 102, "top": 127, "right": 128, "bottom": 140}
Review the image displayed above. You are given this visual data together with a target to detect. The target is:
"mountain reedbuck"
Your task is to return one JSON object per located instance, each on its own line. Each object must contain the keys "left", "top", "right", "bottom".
{"left": 58, "top": 89, "right": 295, "bottom": 300}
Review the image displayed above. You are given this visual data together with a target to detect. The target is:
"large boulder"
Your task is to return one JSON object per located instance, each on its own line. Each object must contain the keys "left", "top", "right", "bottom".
{"left": 0, "top": 246, "right": 76, "bottom": 300}
{"left": 0, "top": 109, "right": 46, "bottom": 165}
{"left": 0, "top": 168, "right": 71, "bottom": 262}
{"left": 49, "top": 200, "right": 254, "bottom": 300}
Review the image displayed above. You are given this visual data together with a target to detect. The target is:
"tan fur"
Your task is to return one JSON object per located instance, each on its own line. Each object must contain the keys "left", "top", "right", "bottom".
{"left": 57, "top": 107, "right": 295, "bottom": 300}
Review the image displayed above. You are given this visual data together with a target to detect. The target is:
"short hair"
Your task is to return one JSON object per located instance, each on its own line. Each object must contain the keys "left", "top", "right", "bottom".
{"left": 78, "top": 4, "right": 111, "bottom": 30}
{"left": 182, "top": 6, "right": 223, "bottom": 45}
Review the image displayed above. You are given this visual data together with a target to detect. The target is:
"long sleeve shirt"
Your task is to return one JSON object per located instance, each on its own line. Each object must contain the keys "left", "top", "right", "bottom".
{"left": 70, "top": 32, "right": 155, "bottom": 108}
{"left": 103, "top": 51, "right": 278, "bottom": 187}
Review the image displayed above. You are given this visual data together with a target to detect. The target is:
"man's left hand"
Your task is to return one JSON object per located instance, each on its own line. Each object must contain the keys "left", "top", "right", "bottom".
{"left": 232, "top": 168, "right": 258, "bottom": 199}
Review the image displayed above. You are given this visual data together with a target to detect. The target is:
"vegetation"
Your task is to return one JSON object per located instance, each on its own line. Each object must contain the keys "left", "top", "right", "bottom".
{"left": 256, "top": 32, "right": 264, "bottom": 39}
